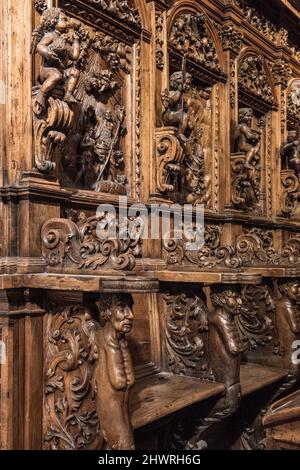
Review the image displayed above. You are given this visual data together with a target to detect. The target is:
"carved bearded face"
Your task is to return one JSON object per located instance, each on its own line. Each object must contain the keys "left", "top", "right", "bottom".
{"left": 284, "top": 282, "right": 300, "bottom": 302}
{"left": 110, "top": 296, "right": 134, "bottom": 334}
{"left": 224, "top": 292, "right": 242, "bottom": 315}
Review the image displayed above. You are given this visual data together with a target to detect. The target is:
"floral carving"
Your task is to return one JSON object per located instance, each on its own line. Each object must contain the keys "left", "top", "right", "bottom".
{"left": 44, "top": 304, "right": 100, "bottom": 450}
{"left": 236, "top": 285, "right": 274, "bottom": 350}
{"left": 41, "top": 211, "right": 142, "bottom": 271}
{"left": 169, "top": 13, "right": 220, "bottom": 73}
{"left": 220, "top": 23, "right": 243, "bottom": 55}
{"left": 238, "top": 55, "right": 274, "bottom": 107}
{"left": 84, "top": 0, "right": 141, "bottom": 27}
{"left": 163, "top": 292, "right": 208, "bottom": 376}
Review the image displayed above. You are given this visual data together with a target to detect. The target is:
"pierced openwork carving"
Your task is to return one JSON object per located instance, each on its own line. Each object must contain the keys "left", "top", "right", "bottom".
{"left": 163, "top": 292, "right": 208, "bottom": 376}
{"left": 238, "top": 55, "right": 275, "bottom": 110}
{"left": 169, "top": 13, "right": 220, "bottom": 74}
{"left": 41, "top": 211, "right": 142, "bottom": 271}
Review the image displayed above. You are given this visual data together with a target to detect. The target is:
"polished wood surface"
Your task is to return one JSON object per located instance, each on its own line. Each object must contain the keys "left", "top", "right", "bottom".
{"left": 1, "top": 0, "right": 300, "bottom": 450}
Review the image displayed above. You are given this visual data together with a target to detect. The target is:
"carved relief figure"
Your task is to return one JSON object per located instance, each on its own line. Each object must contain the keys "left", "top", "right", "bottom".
{"left": 232, "top": 108, "right": 263, "bottom": 210}
{"left": 32, "top": 8, "right": 81, "bottom": 116}
{"left": 185, "top": 287, "right": 243, "bottom": 450}
{"left": 209, "top": 288, "right": 243, "bottom": 391}
{"left": 280, "top": 130, "right": 300, "bottom": 217}
{"left": 275, "top": 280, "right": 300, "bottom": 379}
{"left": 162, "top": 70, "right": 193, "bottom": 147}
{"left": 281, "top": 130, "right": 300, "bottom": 180}
{"left": 93, "top": 294, "right": 135, "bottom": 450}
{"left": 234, "top": 108, "right": 262, "bottom": 168}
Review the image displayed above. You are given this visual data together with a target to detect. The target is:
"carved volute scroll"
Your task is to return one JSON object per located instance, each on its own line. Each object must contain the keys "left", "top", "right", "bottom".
{"left": 41, "top": 210, "right": 143, "bottom": 272}
{"left": 31, "top": 3, "right": 139, "bottom": 195}
{"left": 163, "top": 291, "right": 209, "bottom": 376}
{"left": 93, "top": 293, "right": 135, "bottom": 450}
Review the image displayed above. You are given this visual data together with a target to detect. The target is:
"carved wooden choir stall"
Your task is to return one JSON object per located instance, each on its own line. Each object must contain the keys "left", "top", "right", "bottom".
{"left": 1, "top": 0, "right": 300, "bottom": 450}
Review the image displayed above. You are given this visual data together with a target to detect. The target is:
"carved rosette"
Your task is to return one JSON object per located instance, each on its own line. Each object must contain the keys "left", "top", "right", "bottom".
{"left": 44, "top": 304, "right": 101, "bottom": 450}
{"left": 163, "top": 292, "right": 208, "bottom": 376}
{"left": 41, "top": 211, "right": 142, "bottom": 271}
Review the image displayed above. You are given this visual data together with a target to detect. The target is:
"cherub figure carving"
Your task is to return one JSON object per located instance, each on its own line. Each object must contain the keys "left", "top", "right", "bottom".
{"left": 32, "top": 8, "right": 81, "bottom": 116}
{"left": 234, "top": 107, "right": 263, "bottom": 169}
{"left": 93, "top": 293, "right": 135, "bottom": 450}
{"left": 281, "top": 130, "right": 300, "bottom": 181}
{"left": 162, "top": 70, "right": 193, "bottom": 146}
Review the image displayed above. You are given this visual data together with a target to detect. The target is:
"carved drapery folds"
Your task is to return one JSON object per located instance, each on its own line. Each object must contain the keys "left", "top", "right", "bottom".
{"left": 163, "top": 292, "right": 208, "bottom": 376}
{"left": 41, "top": 210, "right": 142, "bottom": 271}
{"left": 44, "top": 294, "right": 135, "bottom": 450}
{"left": 31, "top": 4, "right": 138, "bottom": 195}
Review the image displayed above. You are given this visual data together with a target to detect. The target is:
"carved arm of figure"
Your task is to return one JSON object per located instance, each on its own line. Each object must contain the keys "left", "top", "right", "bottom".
{"left": 93, "top": 294, "right": 135, "bottom": 450}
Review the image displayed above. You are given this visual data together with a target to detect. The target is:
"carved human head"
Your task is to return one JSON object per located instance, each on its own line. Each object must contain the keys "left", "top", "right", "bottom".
{"left": 239, "top": 107, "right": 253, "bottom": 125}
{"left": 278, "top": 280, "right": 300, "bottom": 302}
{"left": 211, "top": 287, "right": 242, "bottom": 315}
{"left": 288, "top": 129, "right": 297, "bottom": 143}
{"left": 98, "top": 293, "right": 134, "bottom": 334}
{"left": 169, "top": 71, "right": 192, "bottom": 92}
{"left": 41, "top": 8, "right": 69, "bottom": 33}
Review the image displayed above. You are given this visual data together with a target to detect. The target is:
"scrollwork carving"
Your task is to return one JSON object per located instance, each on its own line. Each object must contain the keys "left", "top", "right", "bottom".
{"left": 163, "top": 292, "right": 208, "bottom": 376}
{"left": 41, "top": 211, "right": 142, "bottom": 271}
{"left": 44, "top": 304, "right": 100, "bottom": 450}
{"left": 236, "top": 285, "right": 274, "bottom": 350}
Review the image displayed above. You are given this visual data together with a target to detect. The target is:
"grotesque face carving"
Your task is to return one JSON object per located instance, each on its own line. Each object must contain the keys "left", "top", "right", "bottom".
{"left": 110, "top": 296, "right": 134, "bottom": 334}
{"left": 281, "top": 282, "right": 300, "bottom": 302}
{"left": 211, "top": 289, "right": 242, "bottom": 315}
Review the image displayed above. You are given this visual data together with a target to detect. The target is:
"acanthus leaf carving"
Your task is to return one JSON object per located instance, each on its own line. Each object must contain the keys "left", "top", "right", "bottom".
{"left": 41, "top": 211, "right": 142, "bottom": 271}
{"left": 238, "top": 55, "right": 275, "bottom": 108}
{"left": 236, "top": 285, "right": 274, "bottom": 350}
{"left": 163, "top": 292, "right": 208, "bottom": 376}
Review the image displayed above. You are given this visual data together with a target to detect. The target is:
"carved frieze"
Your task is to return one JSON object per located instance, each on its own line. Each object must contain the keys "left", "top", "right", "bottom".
{"left": 41, "top": 211, "right": 142, "bottom": 271}
{"left": 77, "top": 0, "right": 141, "bottom": 27}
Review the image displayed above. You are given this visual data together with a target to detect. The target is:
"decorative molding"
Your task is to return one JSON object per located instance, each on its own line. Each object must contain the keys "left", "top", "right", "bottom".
{"left": 155, "top": 10, "right": 164, "bottom": 70}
